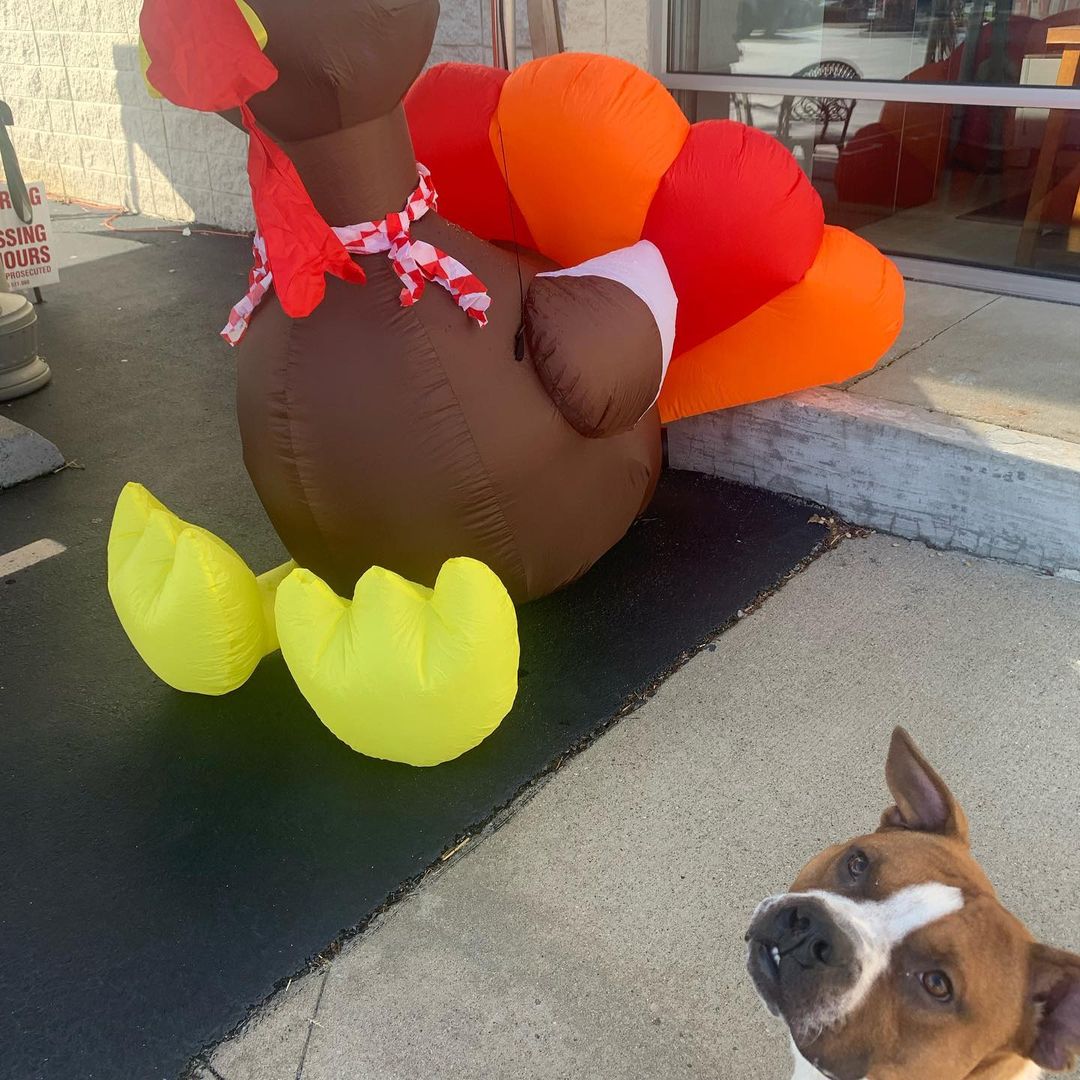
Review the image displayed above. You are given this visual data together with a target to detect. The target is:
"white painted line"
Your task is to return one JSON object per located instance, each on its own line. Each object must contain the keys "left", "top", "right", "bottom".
{"left": 0, "top": 539, "right": 67, "bottom": 576}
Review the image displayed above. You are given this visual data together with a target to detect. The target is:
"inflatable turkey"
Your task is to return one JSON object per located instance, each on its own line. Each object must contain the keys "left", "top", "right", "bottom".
{"left": 111, "top": 0, "right": 903, "bottom": 765}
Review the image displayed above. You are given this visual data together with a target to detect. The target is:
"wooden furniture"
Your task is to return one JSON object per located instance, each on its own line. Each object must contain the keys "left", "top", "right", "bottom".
{"left": 1016, "top": 26, "right": 1080, "bottom": 264}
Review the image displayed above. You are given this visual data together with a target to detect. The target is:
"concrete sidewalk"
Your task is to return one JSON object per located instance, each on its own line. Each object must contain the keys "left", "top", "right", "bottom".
{"left": 194, "top": 536, "right": 1080, "bottom": 1080}
{"left": 669, "top": 283, "right": 1080, "bottom": 578}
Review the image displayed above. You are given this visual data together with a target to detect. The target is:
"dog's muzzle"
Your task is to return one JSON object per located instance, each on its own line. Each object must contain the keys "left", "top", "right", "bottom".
{"left": 745, "top": 895, "right": 860, "bottom": 1026}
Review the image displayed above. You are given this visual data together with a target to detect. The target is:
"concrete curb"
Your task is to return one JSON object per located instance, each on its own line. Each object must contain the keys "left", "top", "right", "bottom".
{"left": 0, "top": 416, "right": 63, "bottom": 490}
{"left": 668, "top": 388, "right": 1080, "bottom": 579}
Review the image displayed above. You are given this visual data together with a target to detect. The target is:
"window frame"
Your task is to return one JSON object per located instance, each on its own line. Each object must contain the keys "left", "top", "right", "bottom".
{"left": 650, "top": 0, "right": 1080, "bottom": 294}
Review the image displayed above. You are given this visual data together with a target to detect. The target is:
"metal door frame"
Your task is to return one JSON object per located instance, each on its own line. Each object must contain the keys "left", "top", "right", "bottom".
{"left": 652, "top": 0, "right": 1080, "bottom": 299}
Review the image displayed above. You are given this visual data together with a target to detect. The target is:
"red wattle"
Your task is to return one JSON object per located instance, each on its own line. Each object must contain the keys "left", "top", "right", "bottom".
{"left": 241, "top": 105, "right": 367, "bottom": 320}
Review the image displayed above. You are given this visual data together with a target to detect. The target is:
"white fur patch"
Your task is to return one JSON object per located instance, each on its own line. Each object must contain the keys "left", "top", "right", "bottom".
{"left": 1009, "top": 1064, "right": 1043, "bottom": 1080}
{"left": 807, "top": 881, "right": 965, "bottom": 950}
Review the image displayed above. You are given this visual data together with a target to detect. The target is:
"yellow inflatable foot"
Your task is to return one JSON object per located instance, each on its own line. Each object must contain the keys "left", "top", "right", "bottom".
{"left": 108, "top": 482, "right": 294, "bottom": 695}
{"left": 275, "top": 559, "right": 520, "bottom": 766}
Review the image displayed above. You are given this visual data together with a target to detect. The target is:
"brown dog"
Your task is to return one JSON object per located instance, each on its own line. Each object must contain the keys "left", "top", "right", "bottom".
{"left": 746, "top": 728, "right": 1080, "bottom": 1079}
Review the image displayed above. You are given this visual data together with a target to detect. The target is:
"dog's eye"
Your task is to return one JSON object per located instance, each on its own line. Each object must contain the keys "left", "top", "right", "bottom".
{"left": 919, "top": 970, "right": 954, "bottom": 1002}
{"left": 846, "top": 850, "right": 870, "bottom": 879}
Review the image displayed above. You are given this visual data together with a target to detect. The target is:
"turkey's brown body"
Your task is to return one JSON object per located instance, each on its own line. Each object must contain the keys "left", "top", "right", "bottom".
{"left": 236, "top": 213, "right": 661, "bottom": 603}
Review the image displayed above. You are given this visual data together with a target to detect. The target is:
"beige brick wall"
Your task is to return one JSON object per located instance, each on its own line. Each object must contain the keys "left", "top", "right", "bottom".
{"left": 0, "top": 0, "right": 652, "bottom": 231}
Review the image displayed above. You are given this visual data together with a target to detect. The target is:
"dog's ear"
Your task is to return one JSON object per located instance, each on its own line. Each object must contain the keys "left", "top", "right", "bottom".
{"left": 878, "top": 727, "right": 969, "bottom": 843}
{"left": 1026, "top": 943, "right": 1080, "bottom": 1072}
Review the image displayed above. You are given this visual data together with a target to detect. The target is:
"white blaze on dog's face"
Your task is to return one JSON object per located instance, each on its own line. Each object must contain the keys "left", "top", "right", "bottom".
{"left": 745, "top": 729, "right": 1080, "bottom": 1080}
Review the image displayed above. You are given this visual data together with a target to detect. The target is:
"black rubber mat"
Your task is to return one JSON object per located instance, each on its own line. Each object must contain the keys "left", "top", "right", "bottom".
{"left": 0, "top": 218, "right": 828, "bottom": 1080}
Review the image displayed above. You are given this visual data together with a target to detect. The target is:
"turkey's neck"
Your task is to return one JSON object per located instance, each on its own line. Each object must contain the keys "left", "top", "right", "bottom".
{"left": 278, "top": 105, "right": 420, "bottom": 227}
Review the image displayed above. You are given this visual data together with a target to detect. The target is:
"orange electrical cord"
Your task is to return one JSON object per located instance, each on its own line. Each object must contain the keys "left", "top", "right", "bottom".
{"left": 47, "top": 192, "right": 251, "bottom": 239}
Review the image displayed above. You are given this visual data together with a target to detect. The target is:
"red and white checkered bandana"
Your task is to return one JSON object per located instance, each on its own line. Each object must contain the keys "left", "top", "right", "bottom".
{"left": 222, "top": 165, "right": 491, "bottom": 346}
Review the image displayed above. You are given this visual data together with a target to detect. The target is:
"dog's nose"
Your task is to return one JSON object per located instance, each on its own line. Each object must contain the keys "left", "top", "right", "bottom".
{"left": 771, "top": 902, "right": 837, "bottom": 967}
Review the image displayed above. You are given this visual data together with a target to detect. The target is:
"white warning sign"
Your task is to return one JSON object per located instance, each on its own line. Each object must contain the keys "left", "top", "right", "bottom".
{"left": 0, "top": 181, "right": 60, "bottom": 288}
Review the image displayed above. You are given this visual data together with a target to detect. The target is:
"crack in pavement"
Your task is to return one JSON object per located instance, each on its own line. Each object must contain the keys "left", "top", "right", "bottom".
{"left": 845, "top": 294, "right": 1000, "bottom": 389}
{"left": 294, "top": 967, "right": 331, "bottom": 1080}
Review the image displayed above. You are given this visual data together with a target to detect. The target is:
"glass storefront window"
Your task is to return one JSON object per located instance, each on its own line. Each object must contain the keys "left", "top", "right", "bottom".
{"left": 681, "top": 89, "right": 1080, "bottom": 276}
{"left": 669, "top": 0, "right": 1080, "bottom": 87}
